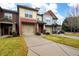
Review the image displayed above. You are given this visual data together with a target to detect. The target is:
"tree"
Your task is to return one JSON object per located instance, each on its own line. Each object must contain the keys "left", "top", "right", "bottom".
{"left": 68, "top": 4, "right": 79, "bottom": 32}
{"left": 62, "top": 18, "right": 69, "bottom": 32}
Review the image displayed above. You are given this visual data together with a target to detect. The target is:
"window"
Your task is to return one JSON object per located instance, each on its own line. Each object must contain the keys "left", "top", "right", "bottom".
{"left": 53, "top": 20, "right": 57, "bottom": 24}
{"left": 4, "top": 13, "right": 12, "bottom": 19}
{"left": 25, "top": 10, "right": 33, "bottom": 18}
{"left": 46, "top": 19, "right": 50, "bottom": 22}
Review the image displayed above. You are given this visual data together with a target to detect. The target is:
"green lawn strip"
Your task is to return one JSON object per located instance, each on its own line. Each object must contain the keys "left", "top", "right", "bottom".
{"left": 65, "top": 33, "right": 79, "bottom": 36}
{"left": 0, "top": 37, "right": 28, "bottom": 56}
{"left": 43, "top": 35, "right": 79, "bottom": 48}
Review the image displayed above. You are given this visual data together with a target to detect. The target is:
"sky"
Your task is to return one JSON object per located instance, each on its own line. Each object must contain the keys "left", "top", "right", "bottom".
{"left": 0, "top": 2, "right": 79, "bottom": 25}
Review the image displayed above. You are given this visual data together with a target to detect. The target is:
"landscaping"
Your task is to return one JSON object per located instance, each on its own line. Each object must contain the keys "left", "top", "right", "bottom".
{"left": 0, "top": 37, "right": 28, "bottom": 56}
{"left": 43, "top": 35, "right": 79, "bottom": 48}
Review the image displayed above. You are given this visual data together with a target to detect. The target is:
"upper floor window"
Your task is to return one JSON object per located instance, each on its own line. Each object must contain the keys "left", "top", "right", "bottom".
{"left": 4, "top": 13, "right": 12, "bottom": 19}
{"left": 45, "top": 17, "right": 51, "bottom": 22}
{"left": 25, "top": 10, "right": 33, "bottom": 18}
{"left": 53, "top": 20, "right": 57, "bottom": 24}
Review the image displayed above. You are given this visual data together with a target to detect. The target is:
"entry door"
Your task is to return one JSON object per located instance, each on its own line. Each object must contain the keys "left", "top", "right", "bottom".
{"left": 39, "top": 24, "right": 43, "bottom": 33}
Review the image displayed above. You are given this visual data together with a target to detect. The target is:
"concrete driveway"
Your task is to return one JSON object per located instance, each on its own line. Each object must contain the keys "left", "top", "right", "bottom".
{"left": 24, "top": 35, "right": 79, "bottom": 56}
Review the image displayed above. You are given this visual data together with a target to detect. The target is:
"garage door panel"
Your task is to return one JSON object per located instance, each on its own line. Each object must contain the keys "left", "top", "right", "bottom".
{"left": 46, "top": 26, "right": 52, "bottom": 33}
{"left": 22, "top": 24, "right": 35, "bottom": 35}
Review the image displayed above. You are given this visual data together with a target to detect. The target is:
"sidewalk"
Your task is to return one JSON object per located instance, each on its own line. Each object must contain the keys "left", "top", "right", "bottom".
{"left": 58, "top": 34, "right": 79, "bottom": 40}
{"left": 24, "top": 35, "right": 79, "bottom": 56}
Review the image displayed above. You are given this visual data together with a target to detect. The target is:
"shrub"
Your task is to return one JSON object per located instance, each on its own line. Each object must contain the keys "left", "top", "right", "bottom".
{"left": 43, "top": 30, "right": 46, "bottom": 34}
{"left": 35, "top": 32, "right": 41, "bottom": 35}
{"left": 12, "top": 32, "right": 17, "bottom": 37}
{"left": 45, "top": 32, "right": 50, "bottom": 35}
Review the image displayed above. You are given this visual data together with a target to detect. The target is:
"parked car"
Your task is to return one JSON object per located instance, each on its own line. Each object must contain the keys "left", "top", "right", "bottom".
{"left": 52, "top": 31, "right": 57, "bottom": 34}
{"left": 57, "top": 30, "right": 64, "bottom": 34}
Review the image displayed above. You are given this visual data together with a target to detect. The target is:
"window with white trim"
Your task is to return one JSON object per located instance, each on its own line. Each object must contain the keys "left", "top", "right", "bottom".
{"left": 4, "top": 13, "right": 12, "bottom": 19}
{"left": 25, "top": 10, "right": 33, "bottom": 18}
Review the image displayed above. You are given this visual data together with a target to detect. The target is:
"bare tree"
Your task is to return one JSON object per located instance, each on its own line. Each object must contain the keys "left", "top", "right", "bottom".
{"left": 68, "top": 4, "right": 79, "bottom": 32}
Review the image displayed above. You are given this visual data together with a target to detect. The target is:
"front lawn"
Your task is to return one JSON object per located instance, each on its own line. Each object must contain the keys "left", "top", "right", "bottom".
{"left": 65, "top": 33, "right": 79, "bottom": 36}
{"left": 0, "top": 37, "right": 28, "bottom": 56}
{"left": 43, "top": 35, "right": 79, "bottom": 48}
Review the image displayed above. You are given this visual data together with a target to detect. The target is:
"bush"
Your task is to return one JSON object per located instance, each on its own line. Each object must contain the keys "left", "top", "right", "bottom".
{"left": 45, "top": 32, "right": 50, "bottom": 35}
{"left": 12, "top": 32, "right": 17, "bottom": 37}
{"left": 35, "top": 32, "right": 41, "bottom": 35}
{"left": 42, "top": 30, "right": 46, "bottom": 34}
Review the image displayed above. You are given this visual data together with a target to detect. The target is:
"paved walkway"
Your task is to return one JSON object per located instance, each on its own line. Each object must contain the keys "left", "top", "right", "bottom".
{"left": 24, "top": 35, "right": 79, "bottom": 56}
{"left": 58, "top": 34, "right": 79, "bottom": 40}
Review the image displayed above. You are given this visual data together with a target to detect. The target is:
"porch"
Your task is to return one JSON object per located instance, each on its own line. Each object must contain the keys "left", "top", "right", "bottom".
{"left": 36, "top": 21, "right": 45, "bottom": 33}
{"left": 0, "top": 23, "right": 12, "bottom": 36}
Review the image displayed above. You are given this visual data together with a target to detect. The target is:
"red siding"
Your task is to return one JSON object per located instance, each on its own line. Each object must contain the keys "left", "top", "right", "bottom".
{"left": 12, "top": 13, "right": 18, "bottom": 22}
{"left": 0, "top": 11, "right": 4, "bottom": 17}
{"left": 20, "top": 18, "right": 37, "bottom": 24}
{"left": 44, "top": 11, "right": 51, "bottom": 16}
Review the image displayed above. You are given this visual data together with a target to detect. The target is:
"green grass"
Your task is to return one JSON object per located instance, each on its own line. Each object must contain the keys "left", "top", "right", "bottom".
{"left": 0, "top": 37, "right": 28, "bottom": 56}
{"left": 43, "top": 35, "right": 79, "bottom": 48}
{"left": 65, "top": 33, "right": 79, "bottom": 36}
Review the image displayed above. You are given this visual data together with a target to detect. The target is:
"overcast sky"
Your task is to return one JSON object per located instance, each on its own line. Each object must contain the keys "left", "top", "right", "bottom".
{"left": 0, "top": 0, "right": 79, "bottom": 25}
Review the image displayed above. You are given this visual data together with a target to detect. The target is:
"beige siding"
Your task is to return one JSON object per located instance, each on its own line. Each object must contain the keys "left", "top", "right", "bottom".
{"left": 37, "top": 15, "right": 42, "bottom": 21}
{"left": 19, "top": 8, "right": 37, "bottom": 20}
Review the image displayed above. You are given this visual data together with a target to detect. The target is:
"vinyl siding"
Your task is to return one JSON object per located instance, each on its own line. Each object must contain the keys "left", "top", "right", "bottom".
{"left": 37, "top": 15, "right": 42, "bottom": 21}
{"left": 19, "top": 8, "right": 37, "bottom": 20}
{"left": 43, "top": 15, "right": 53, "bottom": 25}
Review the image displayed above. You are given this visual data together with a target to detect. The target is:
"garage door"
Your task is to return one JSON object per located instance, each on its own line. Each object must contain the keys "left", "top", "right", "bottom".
{"left": 22, "top": 24, "right": 35, "bottom": 36}
{"left": 46, "top": 26, "right": 52, "bottom": 33}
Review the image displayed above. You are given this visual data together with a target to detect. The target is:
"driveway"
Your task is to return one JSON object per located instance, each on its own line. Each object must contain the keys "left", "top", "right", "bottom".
{"left": 24, "top": 35, "right": 79, "bottom": 56}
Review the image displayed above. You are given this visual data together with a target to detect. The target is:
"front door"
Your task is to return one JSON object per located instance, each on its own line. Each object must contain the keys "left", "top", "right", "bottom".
{"left": 1, "top": 24, "right": 12, "bottom": 36}
{"left": 39, "top": 24, "right": 43, "bottom": 33}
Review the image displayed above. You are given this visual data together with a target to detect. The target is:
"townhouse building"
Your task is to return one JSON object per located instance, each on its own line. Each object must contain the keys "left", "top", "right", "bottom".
{"left": 0, "top": 5, "right": 58, "bottom": 36}
{"left": 17, "top": 5, "right": 38, "bottom": 35}
{"left": 17, "top": 5, "right": 58, "bottom": 36}
{"left": 0, "top": 7, "right": 18, "bottom": 36}
{"left": 43, "top": 10, "right": 58, "bottom": 33}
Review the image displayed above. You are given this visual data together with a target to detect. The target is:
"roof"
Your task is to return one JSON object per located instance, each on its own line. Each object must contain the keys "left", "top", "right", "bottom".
{"left": 0, "top": 17, "right": 16, "bottom": 24}
{"left": 3, "top": 9, "right": 18, "bottom": 14}
{"left": 0, "top": 7, "right": 18, "bottom": 14}
{"left": 44, "top": 10, "right": 58, "bottom": 20}
{"left": 37, "top": 21, "right": 46, "bottom": 24}
{"left": 37, "top": 14, "right": 43, "bottom": 16}
{"left": 0, "top": 7, "right": 18, "bottom": 13}
{"left": 17, "top": 5, "right": 38, "bottom": 11}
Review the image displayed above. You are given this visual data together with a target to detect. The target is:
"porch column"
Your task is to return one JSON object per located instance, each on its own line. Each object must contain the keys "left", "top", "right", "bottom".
{"left": 37, "top": 24, "right": 39, "bottom": 32}
{"left": 12, "top": 23, "right": 16, "bottom": 32}
{"left": 43, "top": 24, "right": 46, "bottom": 30}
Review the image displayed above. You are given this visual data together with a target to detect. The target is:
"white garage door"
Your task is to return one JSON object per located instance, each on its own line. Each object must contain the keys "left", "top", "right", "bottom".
{"left": 46, "top": 26, "right": 52, "bottom": 33}
{"left": 22, "top": 24, "right": 35, "bottom": 36}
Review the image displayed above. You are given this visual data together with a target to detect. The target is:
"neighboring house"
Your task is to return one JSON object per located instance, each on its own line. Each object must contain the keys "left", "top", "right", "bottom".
{"left": 43, "top": 10, "right": 58, "bottom": 33}
{"left": 17, "top": 5, "right": 38, "bottom": 35}
{"left": 0, "top": 7, "right": 18, "bottom": 36}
